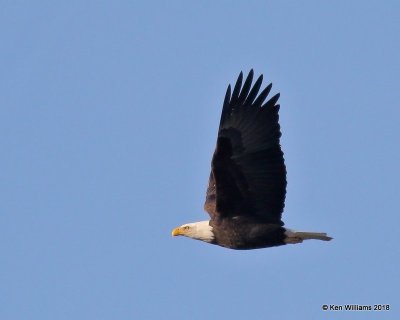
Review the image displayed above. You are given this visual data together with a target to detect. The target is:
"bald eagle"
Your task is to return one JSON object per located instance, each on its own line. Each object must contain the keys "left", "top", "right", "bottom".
{"left": 172, "top": 70, "right": 332, "bottom": 250}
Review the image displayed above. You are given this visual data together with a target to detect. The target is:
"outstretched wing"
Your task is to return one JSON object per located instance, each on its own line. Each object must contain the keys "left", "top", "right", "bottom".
{"left": 204, "top": 70, "right": 286, "bottom": 225}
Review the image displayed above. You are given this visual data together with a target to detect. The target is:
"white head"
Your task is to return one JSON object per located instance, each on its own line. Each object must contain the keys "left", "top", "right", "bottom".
{"left": 172, "top": 220, "right": 214, "bottom": 243}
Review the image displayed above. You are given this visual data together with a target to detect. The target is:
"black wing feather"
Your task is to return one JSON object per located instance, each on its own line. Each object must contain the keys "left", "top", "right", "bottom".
{"left": 236, "top": 70, "right": 254, "bottom": 105}
{"left": 244, "top": 74, "right": 263, "bottom": 106}
{"left": 230, "top": 71, "right": 243, "bottom": 106}
{"left": 220, "top": 85, "right": 231, "bottom": 127}
{"left": 204, "top": 70, "right": 286, "bottom": 225}
{"left": 253, "top": 83, "right": 272, "bottom": 107}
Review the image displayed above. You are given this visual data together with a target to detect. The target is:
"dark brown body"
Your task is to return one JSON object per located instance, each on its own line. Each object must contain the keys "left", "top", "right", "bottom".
{"left": 210, "top": 217, "right": 286, "bottom": 250}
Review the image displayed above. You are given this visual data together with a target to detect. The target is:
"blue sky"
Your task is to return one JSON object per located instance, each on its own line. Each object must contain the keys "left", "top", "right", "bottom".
{"left": 1, "top": 1, "right": 399, "bottom": 319}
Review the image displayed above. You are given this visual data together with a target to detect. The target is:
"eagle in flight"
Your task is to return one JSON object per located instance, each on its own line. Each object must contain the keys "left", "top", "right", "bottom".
{"left": 172, "top": 70, "right": 332, "bottom": 249}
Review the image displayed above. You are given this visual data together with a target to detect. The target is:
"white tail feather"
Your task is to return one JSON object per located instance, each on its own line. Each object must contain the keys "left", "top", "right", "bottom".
{"left": 294, "top": 232, "right": 332, "bottom": 241}
{"left": 285, "top": 229, "right": 333, "bottom": 244}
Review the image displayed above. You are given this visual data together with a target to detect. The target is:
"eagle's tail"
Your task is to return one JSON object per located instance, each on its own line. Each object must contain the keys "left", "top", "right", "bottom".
{"left": 284, "top": 229, "right": 333, "bottom": 244}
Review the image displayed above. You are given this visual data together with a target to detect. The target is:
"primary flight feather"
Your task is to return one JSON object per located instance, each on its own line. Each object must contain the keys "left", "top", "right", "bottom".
{"left": 172, "top": 70, "right": 332, "bottom": 249}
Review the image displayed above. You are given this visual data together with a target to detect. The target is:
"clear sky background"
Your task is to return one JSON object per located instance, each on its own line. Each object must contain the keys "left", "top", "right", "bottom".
{"left": 1, "top": 1, "right": 399, "bottom": 319}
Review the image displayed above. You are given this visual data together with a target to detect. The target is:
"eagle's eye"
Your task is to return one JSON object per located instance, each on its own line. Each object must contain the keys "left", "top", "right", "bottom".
{"left": 184, "top": 226, "right": 190, "bottom": 231}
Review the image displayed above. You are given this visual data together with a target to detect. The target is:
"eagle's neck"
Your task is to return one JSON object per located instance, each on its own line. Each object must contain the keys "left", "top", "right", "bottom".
{"left": 188, "top": 220, "right": 215, "bottom": 243}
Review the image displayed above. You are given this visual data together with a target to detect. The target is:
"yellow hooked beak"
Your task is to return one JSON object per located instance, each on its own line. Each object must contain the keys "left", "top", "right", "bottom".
{"left": 172, "top": 227, "right": 183, "bottom": 237}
